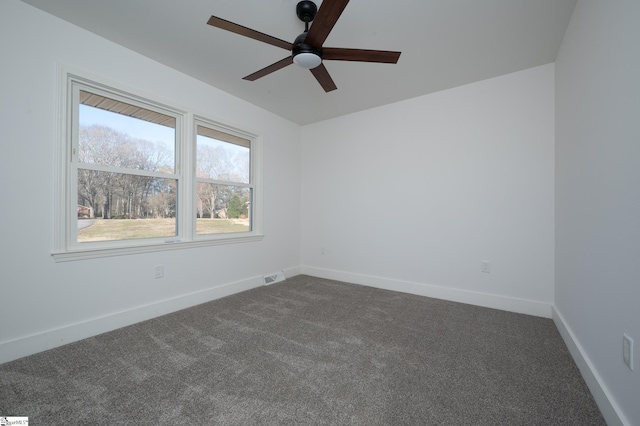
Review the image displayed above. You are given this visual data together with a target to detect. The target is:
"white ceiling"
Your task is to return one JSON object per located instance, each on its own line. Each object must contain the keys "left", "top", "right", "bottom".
{"left": 21, "top": 0, "right": 576, "bottom": 125}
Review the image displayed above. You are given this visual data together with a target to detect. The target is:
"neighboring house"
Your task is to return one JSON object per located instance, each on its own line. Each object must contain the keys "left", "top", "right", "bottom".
{"left": 76, "top": 205, "right": 93, "bottom": 218}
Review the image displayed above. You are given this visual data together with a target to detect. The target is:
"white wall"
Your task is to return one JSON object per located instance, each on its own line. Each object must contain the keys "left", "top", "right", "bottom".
{"left": 4, "top": 1, "right": 636, "bottom": 422}
{"left": 555, "top": 0, "right": 640, "bottom": 424}
{"left": 301, "top": 64, "right": 555, "bottom": 317}
{"left": 0, "top": 0, "right": 301, "bottom": 363}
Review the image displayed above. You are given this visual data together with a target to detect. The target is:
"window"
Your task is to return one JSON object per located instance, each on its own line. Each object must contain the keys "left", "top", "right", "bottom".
{"left": 75, "top": 90, "right": 179, "bottom": 243}
{"left": 195, "top": 123, "right": 252, "bottom": 235}
{"left": 53, "top": 70, "right": 262, "bottom": 261}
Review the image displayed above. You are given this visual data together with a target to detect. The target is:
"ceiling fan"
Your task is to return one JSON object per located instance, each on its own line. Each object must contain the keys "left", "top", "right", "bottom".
{"left": 206, "top": 0, "right": 401, "bottom": 92}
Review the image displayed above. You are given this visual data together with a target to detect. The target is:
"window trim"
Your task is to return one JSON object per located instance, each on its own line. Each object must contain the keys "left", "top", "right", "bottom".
{"left": 53, "top": 66, "right": 263, "bottom": 262}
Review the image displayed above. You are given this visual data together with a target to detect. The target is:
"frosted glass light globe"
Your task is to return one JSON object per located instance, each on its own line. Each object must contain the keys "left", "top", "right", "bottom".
{"left": 293, "top": 52, "right": 322, "bottom": 69}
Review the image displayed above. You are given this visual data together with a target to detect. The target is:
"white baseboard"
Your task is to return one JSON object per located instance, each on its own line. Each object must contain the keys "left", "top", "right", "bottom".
{"left": 282, "top": 265, "right": 303, "bottom": 279}
{"left": 0, "top": 275, "right": 264, "bottom": 365}
{"left": 301, "top": 266, "right": 552, "bottom": 318}
{"left": 552, "top": 307, "right": 628, "bottom": 426}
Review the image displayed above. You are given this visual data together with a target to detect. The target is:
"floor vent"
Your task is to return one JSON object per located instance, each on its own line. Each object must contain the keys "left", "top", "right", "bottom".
{"left": 263, "top": 271, "right": 286, "bottom": 285}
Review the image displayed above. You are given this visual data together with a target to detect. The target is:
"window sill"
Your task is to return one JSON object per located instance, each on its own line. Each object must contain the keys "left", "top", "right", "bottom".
{"left": 51, "top": 234, "right": 264, "bottom": 262}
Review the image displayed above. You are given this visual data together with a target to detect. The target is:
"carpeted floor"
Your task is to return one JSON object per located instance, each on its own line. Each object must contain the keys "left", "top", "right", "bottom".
{"left": 1, "top": 275, "right": 604, "bottom": 425}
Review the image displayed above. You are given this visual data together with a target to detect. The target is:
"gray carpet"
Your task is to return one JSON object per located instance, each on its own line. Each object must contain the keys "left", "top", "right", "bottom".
{"left": 1, "top": 275, "right": 604, "bottom": 425}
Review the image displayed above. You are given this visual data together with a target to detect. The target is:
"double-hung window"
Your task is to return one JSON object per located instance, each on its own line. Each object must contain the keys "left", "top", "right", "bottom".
{"left": 195, "top": 122, "right": 252, "bottom": 235}
{"left": 53, "top": 70, "right": 262, "bottom": 261}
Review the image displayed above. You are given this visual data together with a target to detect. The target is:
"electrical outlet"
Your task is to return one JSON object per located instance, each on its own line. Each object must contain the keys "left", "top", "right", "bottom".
{"left": 155, "top": 265, "right": 164, "bottom": 279}
{"left": 481, "top": 260, "right": 491, "bottom": 273}
{"left": 623, "top": 334, "right": 634, "bottom": 371}
{"left": 321, "top": 246, "right": 326, "bottom": 255}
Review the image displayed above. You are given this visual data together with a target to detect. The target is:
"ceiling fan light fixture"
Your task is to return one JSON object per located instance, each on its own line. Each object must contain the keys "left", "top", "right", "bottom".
{"left": 293, "top": 52, "right": 322, "bottom": 69}
{"left": 206, "top": 0, "right": 401, "bottom": 92}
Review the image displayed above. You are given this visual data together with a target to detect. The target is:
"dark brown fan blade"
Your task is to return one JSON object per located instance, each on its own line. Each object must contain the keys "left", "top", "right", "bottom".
{"left": 243, "top": 57, "right": 294, "bottom": 81}
{"left": 310, "top": 64, "right": 337, "bottom": 92}
{"left": 207, "top": 16, "right": 293, "bottom": 51}
{"left": 304, "top": 0, "right": 350, "bottom": 48}
{"left": 323, "top": 48, "right": 401, "bottom": 63}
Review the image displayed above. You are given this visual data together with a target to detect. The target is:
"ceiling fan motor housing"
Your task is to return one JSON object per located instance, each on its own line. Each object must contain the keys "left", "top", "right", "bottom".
{"left": 292, "top": 32, "right": 322, "bottom": 69}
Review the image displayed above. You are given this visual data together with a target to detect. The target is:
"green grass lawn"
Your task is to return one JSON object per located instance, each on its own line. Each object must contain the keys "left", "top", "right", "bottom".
{"left": 78, "top": 218, "right": 250, "bottom": 242}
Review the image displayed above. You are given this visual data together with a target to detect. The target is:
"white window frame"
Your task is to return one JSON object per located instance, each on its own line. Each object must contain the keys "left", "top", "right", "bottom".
{"left": 52, "top": 67, "right": 263, "bottom": 262}
{"left": 193, "top": 117, "right": 256, "bottom": 239}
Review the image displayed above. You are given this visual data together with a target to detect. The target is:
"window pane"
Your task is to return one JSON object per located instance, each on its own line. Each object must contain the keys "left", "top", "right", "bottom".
{"left": 196, "top": 125, "right": 250, "bottom": 183}
{"left": 79, "top": 92, "right": 176, "bottom": 173}
{"left": 196, "top": 183, "right": 251, "bottom": 234}
{"left": 77, "top": 170, "right": 177, "bottom": 242}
